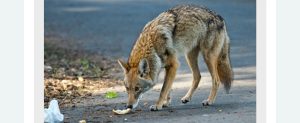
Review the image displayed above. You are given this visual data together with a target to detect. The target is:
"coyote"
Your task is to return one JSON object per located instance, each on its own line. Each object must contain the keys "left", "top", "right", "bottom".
{"left": 118, "top": 5, "right": 233, "bottom": 111}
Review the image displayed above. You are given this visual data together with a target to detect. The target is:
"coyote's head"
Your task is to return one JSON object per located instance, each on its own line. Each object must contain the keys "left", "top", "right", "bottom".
{"left": 118, "top": 58, "right": 154, "bottom": 109}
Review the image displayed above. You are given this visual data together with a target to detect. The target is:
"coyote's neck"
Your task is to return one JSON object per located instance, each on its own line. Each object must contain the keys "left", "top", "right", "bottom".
{"left": 128, "top": 36, "right": 161, "bottom": 82}
{"left": 128, "top": 33, "right": 154, "bottom": 68}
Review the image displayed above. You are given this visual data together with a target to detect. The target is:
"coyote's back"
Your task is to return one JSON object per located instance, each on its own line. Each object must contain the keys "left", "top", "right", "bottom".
{"left": 168, "top": 5, "right": 233, "bottom": 93}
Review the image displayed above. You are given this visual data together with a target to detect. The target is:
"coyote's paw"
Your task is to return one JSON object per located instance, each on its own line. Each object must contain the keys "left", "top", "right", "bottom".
{"left": 150, "top": 105, "right": 162, "bottom": 111}
{"left": 202, "top": 99, "right": 213, "bottom": 106}
{"left": 181, "top": 96, "right": 191, "bottom": 104}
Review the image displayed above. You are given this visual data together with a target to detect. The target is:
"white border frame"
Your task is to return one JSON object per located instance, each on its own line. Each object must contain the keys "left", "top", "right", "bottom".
{"left": 23, "top": 0, "right": 277, "bottom": 122}
{"left": 24, "top": 0, "right": 34, "bottom": 122}
{"left": 24, "top": 0, "right": 44, "bottom": 122}
{"left": 34, "top": 0, "right": 44, "bottom": 122}
{"left": 266, "top": 0, "right": 277, "bottom": 122}
{"left": 257, "top": 0, "right": 267, "bottom": 122}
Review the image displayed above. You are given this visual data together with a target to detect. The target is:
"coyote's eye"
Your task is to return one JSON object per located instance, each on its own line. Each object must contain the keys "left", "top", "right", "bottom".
{"left": 135, "top": 87, "right": 140, "bottom": 92}
{"left": 138, "top": 71, "right": 144, "bottom": 78}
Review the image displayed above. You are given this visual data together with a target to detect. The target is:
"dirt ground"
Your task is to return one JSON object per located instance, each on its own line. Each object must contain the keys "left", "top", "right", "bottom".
{"left": 44, "top": 36, "right": 123, "bottom": 107}
{"left": 45, "top": 0, "right": 256, "bottom": 122}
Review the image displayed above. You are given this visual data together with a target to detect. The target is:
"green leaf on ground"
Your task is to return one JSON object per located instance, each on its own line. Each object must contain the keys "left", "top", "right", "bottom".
{"left": 105, "top": 91, "right": 118, "bottom": 99}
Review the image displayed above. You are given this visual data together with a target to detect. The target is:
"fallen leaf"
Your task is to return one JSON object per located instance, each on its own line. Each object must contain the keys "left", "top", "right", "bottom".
{"left": 105, "top": 91, "right": 118, "bottom": 99}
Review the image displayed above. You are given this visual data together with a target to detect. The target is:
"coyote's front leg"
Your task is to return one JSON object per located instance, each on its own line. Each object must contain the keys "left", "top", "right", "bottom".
{"left": 150, "top": 56, "right": 178, "bottom": 111}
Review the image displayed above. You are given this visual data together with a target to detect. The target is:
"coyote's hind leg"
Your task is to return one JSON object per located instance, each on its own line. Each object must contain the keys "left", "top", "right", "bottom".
{"left": 181, "top": 46, "right": 201, "bottom": 104}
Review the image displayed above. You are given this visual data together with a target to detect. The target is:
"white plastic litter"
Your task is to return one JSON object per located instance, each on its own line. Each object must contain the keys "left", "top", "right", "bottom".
{"left": 44, "top": 99, "right": 64, "bottom": 123}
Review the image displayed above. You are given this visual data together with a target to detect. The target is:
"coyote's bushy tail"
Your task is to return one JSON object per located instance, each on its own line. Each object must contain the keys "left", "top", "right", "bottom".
{"left": 217, "top": 35, "right": 233, "bottom": 93}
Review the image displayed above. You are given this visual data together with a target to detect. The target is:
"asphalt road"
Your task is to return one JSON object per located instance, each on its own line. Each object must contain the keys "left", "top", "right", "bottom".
{"left": 45, "top": 0, "right": 256, "bottom": 122}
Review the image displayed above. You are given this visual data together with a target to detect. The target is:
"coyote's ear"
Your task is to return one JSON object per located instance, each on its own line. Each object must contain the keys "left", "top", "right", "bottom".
{"left": 118, "top": 59, "right": 129, "bottom": 73}
{"left": 138, "top": 58, "right": 150, "bottom": 77}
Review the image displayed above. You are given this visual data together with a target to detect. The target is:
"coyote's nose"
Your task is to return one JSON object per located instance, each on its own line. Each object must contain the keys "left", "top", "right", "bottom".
{"left": 126, "top": 105, "right": 133, "bottom": 109}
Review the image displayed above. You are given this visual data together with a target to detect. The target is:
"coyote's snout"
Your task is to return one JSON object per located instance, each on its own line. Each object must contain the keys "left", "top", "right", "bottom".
{"left": 118, "top": 59, "right": 154, "bottom": 109}
{"left": 118, "top": 5, "right": 233, "bottom": 111}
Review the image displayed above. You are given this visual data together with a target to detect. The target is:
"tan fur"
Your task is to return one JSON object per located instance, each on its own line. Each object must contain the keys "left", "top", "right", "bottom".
{"left": 118, "top": 5, "right": 233, "bottom": 110}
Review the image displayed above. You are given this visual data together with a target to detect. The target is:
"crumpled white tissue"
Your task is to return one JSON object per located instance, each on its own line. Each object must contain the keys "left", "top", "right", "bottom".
{"left": 44, "top": 99, "right": 64, "bottom": 123}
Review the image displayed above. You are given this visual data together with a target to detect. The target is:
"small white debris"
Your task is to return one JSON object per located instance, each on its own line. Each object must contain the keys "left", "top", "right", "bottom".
{"left": 202, "top": 114, "right": 209, "bottom": 117}
{"left": 44, "top": 65, "right": 52, "bottom": 71}
{"left": 44, "top": 99, "right": 64, "bottom": 123}
{"left": 79, "top": 120, "right": 86, "bottom": 123}
{"left": 78, "top": 76, "right": 84, "bottom": 81}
